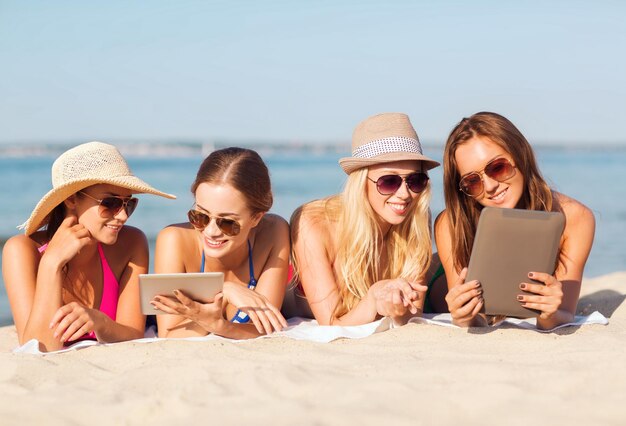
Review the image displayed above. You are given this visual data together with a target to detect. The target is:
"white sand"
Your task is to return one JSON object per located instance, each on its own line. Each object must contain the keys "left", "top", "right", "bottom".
{"left": 1, "top": 272, "right": 625, "bottom": 425}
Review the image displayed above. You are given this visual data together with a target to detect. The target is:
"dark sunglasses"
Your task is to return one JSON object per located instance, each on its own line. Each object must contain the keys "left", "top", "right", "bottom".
{"left": 458, "top": 157, "right": 517, "bottom": 197}
{"left": 187, "top": 209, "right": 241, "bottom": 236}
{"left": 79, "top": 191, "right": 139, "bottom": 218}
{"left": 367, "top": 172, "right": 429, "bottom": 195}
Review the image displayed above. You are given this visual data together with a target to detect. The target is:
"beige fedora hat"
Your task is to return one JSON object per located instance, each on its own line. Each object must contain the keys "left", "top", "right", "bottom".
{"left": 19, "top": 141, "right": 176, "bottom": 235}
{"left": 339, "top": 113, "right": 440, "bottom": 174}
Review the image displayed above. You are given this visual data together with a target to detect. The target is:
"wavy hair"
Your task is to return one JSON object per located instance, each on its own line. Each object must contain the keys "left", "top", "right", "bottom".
{"left": 442, "top": 112, "right": 559, "bottom": 272}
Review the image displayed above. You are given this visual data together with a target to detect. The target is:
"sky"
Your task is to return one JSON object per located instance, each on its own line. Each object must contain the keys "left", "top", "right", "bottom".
{"left": 1, "top": 0, "right": 625, "bottom": 146}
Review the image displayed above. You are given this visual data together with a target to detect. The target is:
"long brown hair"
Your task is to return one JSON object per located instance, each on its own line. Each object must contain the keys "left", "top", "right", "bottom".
{"left": 191, "top": 147, "right": 273, "bottom": 214}
{"left": 442, "top": 112, "right": 558, "bottom": 272}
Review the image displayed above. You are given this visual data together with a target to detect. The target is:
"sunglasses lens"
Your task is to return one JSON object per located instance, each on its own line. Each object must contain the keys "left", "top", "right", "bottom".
{"left": 188, "top": 210, "right": 241, "bottom": 236}
{"left": 459, "top": 173, "right": 483, "bottom": 196}
{"left": 406, "top": 173, "right": 429, "bottom": 193}
{"left": 188, "top": 210, "right": 210, "bottom": 229}
{"left": 100, "top": 197, "right": 124, "bottom": 216}
{"left": 485, "top": 158, "right": 515, "bottom": 181}
{"left": 215, "top": 218, "right": 241, "bottom": 236}
{"left": 376, "top": 175, "right": 403, "bottom": 195}
{"left": 125, "top": 198, "right": 139, "bottom": 217}
{"left": 99, "top": 197, "right": 138, "bottom": 217}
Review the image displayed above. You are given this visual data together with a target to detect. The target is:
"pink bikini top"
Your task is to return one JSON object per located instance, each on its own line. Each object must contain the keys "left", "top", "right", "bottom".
{"left": 39, "top": 242, "right": 119, "bottom": 341}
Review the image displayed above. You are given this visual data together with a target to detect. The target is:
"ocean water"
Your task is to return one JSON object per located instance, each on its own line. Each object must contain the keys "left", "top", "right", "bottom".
{"left": 1, "top": 144, "right": 624, "bottom": 326}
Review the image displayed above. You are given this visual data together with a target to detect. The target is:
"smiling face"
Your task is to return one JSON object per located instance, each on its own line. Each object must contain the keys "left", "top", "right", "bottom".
{"left": 366, "top": 160, "right": 424, "bottom": 231}
{"left": 70, "top": 184, "right": 135, "bottom": 245}
{"left": 455, "top": 137, "right": 524, "bottom": 209}
{"left": 192, "top": 182, "right": 263, "bottom": 259}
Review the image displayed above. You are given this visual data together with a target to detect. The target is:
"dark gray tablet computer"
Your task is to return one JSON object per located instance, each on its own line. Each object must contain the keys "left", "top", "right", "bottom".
{"left": 139, "top": 272, "right": 224, "bottom": 315}
{"left": 466, "top": 207, "right": 565, "bottom": 318}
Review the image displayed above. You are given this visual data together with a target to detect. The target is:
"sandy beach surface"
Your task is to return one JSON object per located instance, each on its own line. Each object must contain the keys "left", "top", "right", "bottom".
{"left": 1, "top": 272, "right": 624, "bottom": 425}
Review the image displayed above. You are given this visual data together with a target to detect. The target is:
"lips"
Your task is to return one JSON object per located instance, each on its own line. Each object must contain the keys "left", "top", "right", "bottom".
{"left": 488, "top": 187, "right": 508, "bottom": 204}
{"left": 388, "top": 201, "right": 409, "bottom": 215}
{"left": 204, "top": 237, "right": 227, "bottom": 249}
{"left": 105, "top": 224, "right": 122, "bottom": 232}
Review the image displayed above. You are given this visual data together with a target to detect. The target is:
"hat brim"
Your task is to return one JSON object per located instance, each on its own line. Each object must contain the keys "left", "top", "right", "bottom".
{"left": 338, "top": 152, "right": 440, "bottom": 174}
{"left": 20, "top": 176, "right": 176, "bottom": 235}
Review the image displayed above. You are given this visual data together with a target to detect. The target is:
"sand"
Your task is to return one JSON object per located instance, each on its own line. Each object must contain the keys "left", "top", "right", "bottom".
{"left": 0, "top": 272, "right": 624, "bottom": 425}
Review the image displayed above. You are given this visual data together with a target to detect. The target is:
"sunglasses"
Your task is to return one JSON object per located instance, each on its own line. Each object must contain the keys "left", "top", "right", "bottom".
{"left": 367, "top": 172, "right": 429, "bottom": 195}
{"left": 79, "top": 191, "right": 139, "bottom": 218}
{"left": 187, "top": 209, "right": 241, "bottom": 236}
{"left": 458, "top": 157, "right": 517, "bottom": 197}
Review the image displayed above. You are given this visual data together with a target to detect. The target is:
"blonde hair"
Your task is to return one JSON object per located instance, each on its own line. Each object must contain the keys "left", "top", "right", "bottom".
{"left": 292, "top": 166, "right": 433, "bottom": 318}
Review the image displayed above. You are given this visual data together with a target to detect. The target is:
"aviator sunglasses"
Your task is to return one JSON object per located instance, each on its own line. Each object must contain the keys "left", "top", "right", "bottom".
{"left": 368, "top": 172, "right": 430, "bottom": 195}
{"left": 79, "top": 191, "right": 139, "bottom": 218}
{"left": 187, "top": 209, "right": 241, "bottom": 236}
{"left": 458, "top": 157, "right": 517, "bottom": 197}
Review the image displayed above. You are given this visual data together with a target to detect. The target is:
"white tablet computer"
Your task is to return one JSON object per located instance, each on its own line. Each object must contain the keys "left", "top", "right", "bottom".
{"left": 466, "top": 207, "right": 565, "bottom": 318}
{"left": 139, "top": 272, "right": 224, "bottom": 315}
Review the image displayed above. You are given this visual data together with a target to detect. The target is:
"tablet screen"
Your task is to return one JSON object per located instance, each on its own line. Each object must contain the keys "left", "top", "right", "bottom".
{"left": 466, "top": 207, "right": 565, "bottom": 318}
{"left": 139, "top": 272, "right": 224, "bottom": 315}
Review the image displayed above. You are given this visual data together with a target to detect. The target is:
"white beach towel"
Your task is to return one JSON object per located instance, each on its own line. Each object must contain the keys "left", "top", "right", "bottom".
{"left": 13, "top": 311, "right": 608, "bottom": 355}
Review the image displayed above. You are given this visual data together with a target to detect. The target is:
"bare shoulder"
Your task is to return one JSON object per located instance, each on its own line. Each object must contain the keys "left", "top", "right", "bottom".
{"left": 555, "top": 192, "right": 595, "bottom": 228}
{"left": 156, "top": 222, "right": 195, "bottom": 245}
{"left": 257, "top": 213, "right": 289, "bottom": 233}
{"left": 116, "top": 225, "right": 148, "bottom": 249}
{"left": 292, "top": 198, "right": 335, "bottom": 237}
{"left": 254, "top": 213, "right": 290, "bottom": 249}
{"left": 434, "top": 209, "right": 453, "bottom": 246}
{"left": 2, "top": 233, "right": 39, "bottom": 259}
{"left": 434, "top": 209, "right": 451, "bottom": 232}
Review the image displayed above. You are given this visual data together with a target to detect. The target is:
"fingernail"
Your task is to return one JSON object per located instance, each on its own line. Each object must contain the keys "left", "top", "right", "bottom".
{"left": 173, "top": 290, "right": 179, "bottom": 295}
{"left": 517, "top": 295, "right": 524, "bottom": 301}
{"left": 528, "top": 272, "right": 534, "bottom": 278}
{"left": 520, "top": 283, "right": 526, "bottom": 290}
{"left": 477, "top": 289, "right": 482, "bottom": 295}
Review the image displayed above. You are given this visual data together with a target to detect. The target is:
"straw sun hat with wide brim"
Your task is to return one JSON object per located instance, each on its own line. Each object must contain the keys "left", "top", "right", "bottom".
{"left": 19, "top": 141, "right": 176, "bottom": 235}
{"left": 338, "top": 113, "right": 440, "bottom": 174}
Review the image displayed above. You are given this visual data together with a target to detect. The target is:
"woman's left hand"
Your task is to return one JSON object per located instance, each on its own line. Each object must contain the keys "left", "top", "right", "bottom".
{"left": 151, "top": 290, "right": 224, "bottom": 332}
{"left": 517, "top": 272, "right": 564, "bottom": 320}
{"left": 222, "top": 282, "right": 287, "bottom": 334}
{"left": 49, "top": 302, "right": 103, "bottom": 343}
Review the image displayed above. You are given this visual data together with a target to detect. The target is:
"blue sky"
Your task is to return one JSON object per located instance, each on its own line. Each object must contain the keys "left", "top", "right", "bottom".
{"left": 1, "top": 0, "right": 625, "bottom": 145}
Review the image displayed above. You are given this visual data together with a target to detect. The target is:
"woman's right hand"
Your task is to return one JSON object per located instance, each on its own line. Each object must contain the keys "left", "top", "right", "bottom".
{"left": 222, "top": 282, "right": 287, "bottom": 334}
{"left": 368, "top": 278, "right": 427, "bottom": 318}
{"left": 42, "top": 214, "right": 93, "bottom": 267}
{"left": 445, "top": 268, "right": 484, "bottom": 327}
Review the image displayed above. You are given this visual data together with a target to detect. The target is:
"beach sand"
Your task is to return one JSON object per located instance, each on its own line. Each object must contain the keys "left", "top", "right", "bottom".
{"left": 0, "top": 272, "right": 624, "bottom": 425}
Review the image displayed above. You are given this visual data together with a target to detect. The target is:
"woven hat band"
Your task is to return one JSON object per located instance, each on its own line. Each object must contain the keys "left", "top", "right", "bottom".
{"left": 352, "top": 137, "right": 423, "bottom": 159}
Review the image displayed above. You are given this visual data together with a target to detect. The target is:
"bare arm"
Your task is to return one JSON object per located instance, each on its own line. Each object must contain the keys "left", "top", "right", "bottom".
{"left": 293, "top": 209, "right": 419, "bottom": 326}
{"left": 527, "top": 197, "right": 595, "bottom": 329}
{"left": 3, "top": 234, "right": 62, "bottom": 348}
{"left": 154, "top": 225, "right": 199, "bottom": 337}
{"left": 222, "top": 214, "right": 290, "bottom": 326}
{"left": 3, "top": 214, "right": 96, "bottom": 350}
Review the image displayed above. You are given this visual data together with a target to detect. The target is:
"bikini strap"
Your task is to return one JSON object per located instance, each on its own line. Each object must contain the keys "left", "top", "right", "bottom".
{"left": 247, "top": 240, "right": 257, "bottom": 289}
{"left": 200, "top": 250, "right": 205, "bottom": 272}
